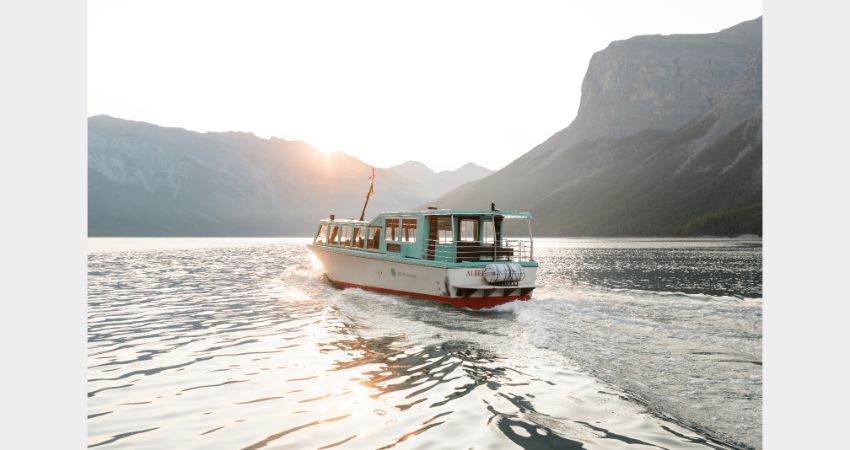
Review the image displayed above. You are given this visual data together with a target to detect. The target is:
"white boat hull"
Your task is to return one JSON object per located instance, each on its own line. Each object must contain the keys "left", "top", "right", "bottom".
{"left": 307, "top": 245, "right": 537, "bottom": 309}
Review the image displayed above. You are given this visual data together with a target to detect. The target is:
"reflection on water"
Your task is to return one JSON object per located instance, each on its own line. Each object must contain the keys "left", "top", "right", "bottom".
{"left": 88, "top": 238, "right": 761, "bottom": 449}
{"left": 326, "top": 338, "right": 587, "bottom": 449}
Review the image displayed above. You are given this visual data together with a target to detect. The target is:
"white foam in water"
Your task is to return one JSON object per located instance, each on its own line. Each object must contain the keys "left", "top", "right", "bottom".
{"left": 324, "top": 280, "right": 761, "bottom": 447}
{"left": 515, "top": 284, "right": 762, "bottom": 447}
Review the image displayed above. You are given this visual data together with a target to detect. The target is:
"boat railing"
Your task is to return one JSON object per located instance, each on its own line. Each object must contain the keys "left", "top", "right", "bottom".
{"left": 423, "top": 238, "right": 534, "bottom": 263}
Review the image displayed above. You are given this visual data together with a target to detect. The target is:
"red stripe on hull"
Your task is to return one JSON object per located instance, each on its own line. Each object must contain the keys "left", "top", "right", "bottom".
{"left": 327, "top": 278, "right": 530, "bottom": 309}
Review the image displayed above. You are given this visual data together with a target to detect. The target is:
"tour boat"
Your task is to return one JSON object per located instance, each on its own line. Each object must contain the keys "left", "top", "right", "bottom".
{"left": 306, "top": 170, "right": 538, "bottom": 309}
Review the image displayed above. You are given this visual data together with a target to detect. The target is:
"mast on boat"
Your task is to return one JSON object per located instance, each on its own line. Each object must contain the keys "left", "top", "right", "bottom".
{"left": 359, "top": 168, "right": 375, "bottom": 221}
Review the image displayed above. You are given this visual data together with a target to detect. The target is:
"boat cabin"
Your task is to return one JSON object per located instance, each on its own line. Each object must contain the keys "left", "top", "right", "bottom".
{"left": 312, "top": 209, "right": 534, "bottom": 265}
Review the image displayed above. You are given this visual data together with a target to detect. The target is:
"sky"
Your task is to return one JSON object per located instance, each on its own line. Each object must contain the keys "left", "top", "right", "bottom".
{"left": 89, "top": 0, "right": 762, "bottom": 172}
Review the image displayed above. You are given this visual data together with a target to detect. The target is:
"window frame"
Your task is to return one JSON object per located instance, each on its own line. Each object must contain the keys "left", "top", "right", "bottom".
{"left": 314, "top": 224, "right": 328, "bottom": 244}
{"left": 366, "top": 226, "right": 382, "bottom": 250}
{"left": 328, "top": 225, "right": 341, "bottom": 246}
{"left": 459, "top": 218, "right": 479, "bottom": 242}
{"left": 340, "top": 225, "right": 353, "bottom": 247}
{"left": 401, "top": 218, "right": 417, "bottom": 243}
{"left": 352, "top": 226, "right": 366, "bottom": 249}
{"left": 385, "top": 217, "right": 400, "bottom": 242}
{"left": 482, "top": 220, "right": 495, "bottom": 245}
{"left": 436, "top": 217, "right": 453, "bottom": 244}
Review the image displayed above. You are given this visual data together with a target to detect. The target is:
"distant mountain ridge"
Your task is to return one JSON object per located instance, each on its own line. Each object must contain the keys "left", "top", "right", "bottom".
{"left": 88, "top": 116, "right": 492, "bottom": 236}
{"left": 389, "top": 161, "right": 494, "bottom": 199}
{"left": 430, "top": 17, "right": 762, "bottom": 237}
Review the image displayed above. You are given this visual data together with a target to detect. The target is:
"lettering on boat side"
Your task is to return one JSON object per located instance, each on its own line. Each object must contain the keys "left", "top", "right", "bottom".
{"left": 467, "top": 269, "right": 485, "bottom": 277}
{"left": 390, "top": 267, "right": 417, "bottom": 278}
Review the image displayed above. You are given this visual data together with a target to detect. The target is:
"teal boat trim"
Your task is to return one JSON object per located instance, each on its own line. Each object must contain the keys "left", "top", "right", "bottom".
{"left": 306, "top": 242, "right": 539, "bottom": 269}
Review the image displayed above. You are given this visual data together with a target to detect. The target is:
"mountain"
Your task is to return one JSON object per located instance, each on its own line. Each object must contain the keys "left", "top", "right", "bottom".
{"left": 388, "top": 161, "right": 494, "bottom": 200}
{"left": 88, "top": 116, "right": 491, "bottom": 236}
{"left": 430, "top": 17, "right": 762, "bottom": 237}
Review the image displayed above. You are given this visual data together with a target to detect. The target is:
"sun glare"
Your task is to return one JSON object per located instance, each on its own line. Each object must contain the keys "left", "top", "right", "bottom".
{"left": 309, "top": 251, "right": 324, "bottom": 271}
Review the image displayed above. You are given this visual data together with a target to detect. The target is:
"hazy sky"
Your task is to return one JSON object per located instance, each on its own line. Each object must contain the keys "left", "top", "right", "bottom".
{"left": 89, "top": 0, "right": 761, "bottom": 171}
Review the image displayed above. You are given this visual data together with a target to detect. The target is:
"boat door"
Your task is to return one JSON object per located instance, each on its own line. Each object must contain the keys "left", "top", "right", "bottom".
{"left": 399, "top": 218, "right": 420, "bottom": 258}
{"left": 427, "top": 216, "right": 454, "bottom": 262}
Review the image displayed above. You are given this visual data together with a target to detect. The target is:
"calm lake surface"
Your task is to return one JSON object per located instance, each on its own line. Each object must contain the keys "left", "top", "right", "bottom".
{"left": 88, "top": 238, "right": 762, "bottom": 449}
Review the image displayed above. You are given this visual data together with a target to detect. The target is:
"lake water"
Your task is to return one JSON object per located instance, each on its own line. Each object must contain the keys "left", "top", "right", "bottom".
{"left": 88, "top": 238, "right": 762, "bottom": 449}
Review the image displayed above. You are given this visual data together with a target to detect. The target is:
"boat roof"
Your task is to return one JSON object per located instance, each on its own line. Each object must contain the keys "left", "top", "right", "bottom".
{"left": 319, "top": 209, "right": 532, "bottom": 224}
{"left": 318, "top": 218, "right": 370, "bottom": 225}
{"left": 381, "top": 209, "right": 532, "bottom": 218}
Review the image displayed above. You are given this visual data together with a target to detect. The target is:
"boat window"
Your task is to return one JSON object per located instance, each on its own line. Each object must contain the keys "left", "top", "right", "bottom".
{"left": 385, "top": 217, "right": 400, "bottom": 241}
{"left": 482, "top": 220, "right": 495, "bottom": 244}
{"left": 340, "top": 226, "right": 352, "bottom": 247}
{"left": 328, "top": 225, "right": 340, "bottom": 245}
{"left": 367, "top": 226, "right": 381, "bottom": 250}
{"left": 352, "top": 226, "right": 366, "bottom": 249}
{"left": 314, "top": 224, "right": 328, "bottom": 244}
{"left": 459, "top": 219, "right": 478, "bottom": 242}
{"left": 402, "top": 218, "right": 417, "bottom": 243}
{"left": 437, "top": 217, "right": 452, "bottom": 244}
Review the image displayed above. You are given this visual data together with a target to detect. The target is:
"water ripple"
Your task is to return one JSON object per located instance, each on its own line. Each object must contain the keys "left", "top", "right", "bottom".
{"left": 88, "top": 238, "right": 760, "bottom": 449}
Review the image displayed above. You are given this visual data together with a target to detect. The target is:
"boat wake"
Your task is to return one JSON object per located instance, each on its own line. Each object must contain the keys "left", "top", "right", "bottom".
{"left": 319, "top": 278, "right": 761, "bottom": 449}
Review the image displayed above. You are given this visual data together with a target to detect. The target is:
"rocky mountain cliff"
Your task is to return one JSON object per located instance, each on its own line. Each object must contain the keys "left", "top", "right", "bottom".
{"left": 88, "top": 116, "right": 492, "bottom": 236}
{"left": 431, "top": 17, "right": 762, "bottom": 236}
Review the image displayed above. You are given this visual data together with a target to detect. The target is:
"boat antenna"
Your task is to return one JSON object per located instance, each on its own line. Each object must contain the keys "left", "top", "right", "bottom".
{"left": 359, "top": 168, "right": 375, "bottom": 221}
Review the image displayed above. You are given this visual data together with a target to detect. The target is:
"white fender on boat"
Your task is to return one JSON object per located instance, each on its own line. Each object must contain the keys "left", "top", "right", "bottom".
{"left": 483, "top": 263, "right": 525, "bottom": 285}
